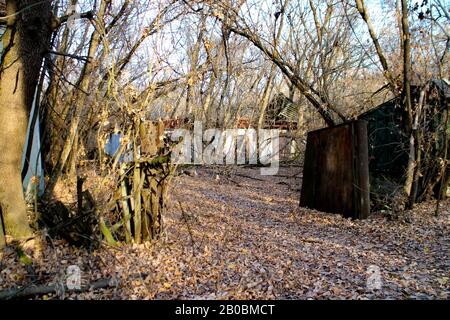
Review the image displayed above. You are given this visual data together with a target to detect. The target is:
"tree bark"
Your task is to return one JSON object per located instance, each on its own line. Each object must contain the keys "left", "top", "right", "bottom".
{"left": 257, "top": 0, "right": 289, "bottom": 129}
{"left": 0, "top": 0, "right": 52, "bottom": 239}
{"left": 401, "top": 0, "right": 415, "bottom": 199}
{"left": 186, "top": 14, "right": 206, "bottom": 118}
{"left": 355, "top": 0, "right": 398, "bottom": 93}
{"left": 0, "top": 277, "right": 116, "bottom": 299}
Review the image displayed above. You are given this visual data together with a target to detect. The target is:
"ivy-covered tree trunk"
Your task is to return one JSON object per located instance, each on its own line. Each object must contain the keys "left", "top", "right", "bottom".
{"left": 0, "top": 0, "right": 52, "bottom": 241}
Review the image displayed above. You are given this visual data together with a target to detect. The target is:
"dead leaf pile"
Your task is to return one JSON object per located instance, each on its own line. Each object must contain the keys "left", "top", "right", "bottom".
{"left": 0, "top": 167, "right": 448, "bottom": 300}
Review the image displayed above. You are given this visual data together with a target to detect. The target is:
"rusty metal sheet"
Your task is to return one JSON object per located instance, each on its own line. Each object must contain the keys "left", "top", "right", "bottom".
{"left": 300, "top": 120, "right": 370, "bottom": 219}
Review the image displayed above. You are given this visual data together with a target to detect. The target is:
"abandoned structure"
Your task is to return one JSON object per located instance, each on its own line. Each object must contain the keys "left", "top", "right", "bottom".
{"left": 359, "top": 79, "right": 450, "bottom": 202}
{"left": 300, "top": 120, "right": 370, "bottom": 219}
{"left": 265, "top": 93, "right": 299, "bottom": 130}
{"left": 301, "top": 79, "right": 449, "bottom": 218}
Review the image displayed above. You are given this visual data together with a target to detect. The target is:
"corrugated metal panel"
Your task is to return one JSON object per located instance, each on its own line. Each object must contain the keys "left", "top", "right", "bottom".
{"left": 21, "top": 85, "right": 45, "bottom": 198}
{"left": 0, "top": 26, "right": 4, "bottom": 58}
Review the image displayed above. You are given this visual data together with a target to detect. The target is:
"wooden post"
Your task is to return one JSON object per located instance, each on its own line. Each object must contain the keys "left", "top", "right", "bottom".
{"left": 150, "top": 175, "right": 160, "bottom": 239}
{"left": 76, "top": 176, "right": 85, "bottom": 216}
{"left": 113, "top": 119, "right": 172, "bottom": 244}
{"left": 133, "top": 161, "right": 142, "bottom": 244}
{"left": 132, "top": 119, "right": 142, "bottom": 243}
{"left": 141, "top": 188, "right": 151, "bottom": 241}
{"left": 119, "top": 164, "right": 132, "bottom": 243}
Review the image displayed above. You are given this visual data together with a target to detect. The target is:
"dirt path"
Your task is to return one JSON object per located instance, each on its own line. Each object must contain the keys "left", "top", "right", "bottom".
{"left": 157, "top": 167, "right": 449, "bottom": 299}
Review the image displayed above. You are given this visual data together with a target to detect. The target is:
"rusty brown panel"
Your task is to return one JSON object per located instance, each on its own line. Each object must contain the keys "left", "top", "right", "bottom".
{"left": 300, "top": 121, "right": 370, "bottom": 219}
{"left": 352, "top": 121, "right": 370, "bottom": 219}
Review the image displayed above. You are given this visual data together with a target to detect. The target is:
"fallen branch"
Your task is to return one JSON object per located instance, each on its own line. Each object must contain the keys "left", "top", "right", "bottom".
{"left": 0, "top": 277, "right": 117, "bottom": 300}
{"left": 47, "top": 50, "right": 90, "bottom": 62}
{"left": 233, "top": 173, "right": 265, "bottom": 181}
{"left": 277, "top": 181, "right": 294, "bottom": 190}
{"left": 178, "top": 201, "right": 196, "bottom": 256}
{"left": 226, "top": 178, "right": 244, "bottom": 187}
{"left": 299, "top": 237, "right": 323, "bottom": 244}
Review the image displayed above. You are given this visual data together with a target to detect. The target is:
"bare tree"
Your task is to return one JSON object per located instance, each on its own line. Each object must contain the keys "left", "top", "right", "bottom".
{"left": 0, "top": 0, "right": 53, "bottom": 240}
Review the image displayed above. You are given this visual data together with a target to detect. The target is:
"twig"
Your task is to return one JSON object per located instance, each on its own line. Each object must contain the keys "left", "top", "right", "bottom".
{"left": 178, "top": 201, "right": 196, "bottom": 256}
{"left": 277, "top": 181, "right": 293, "bottom": 189}
{"left": 48, "top": 50, "right": 90, "bottom": 62}
{"left": 54, "top": 11, "right": 94, "bottom": 29}
{"left": 233, "top": 173, "right": 265, "bottom": 181}
{"left": 299, "top": 237, "right": 322, "bottom": 244}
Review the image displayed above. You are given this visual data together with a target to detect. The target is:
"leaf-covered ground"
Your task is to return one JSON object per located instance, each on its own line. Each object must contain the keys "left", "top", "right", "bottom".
{"left": 0, "top": 167, "right": 449, "bottom": 299}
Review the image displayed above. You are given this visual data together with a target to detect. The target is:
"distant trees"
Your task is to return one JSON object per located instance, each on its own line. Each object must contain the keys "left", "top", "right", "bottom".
{"left": 1, "top": 0, "right": 184, "bottom": 244}
{"left": 354, "top": 0, "right": 449, "bottom": 207}
{"left": 205, "top": 0, "right": 351, "bottom": 126}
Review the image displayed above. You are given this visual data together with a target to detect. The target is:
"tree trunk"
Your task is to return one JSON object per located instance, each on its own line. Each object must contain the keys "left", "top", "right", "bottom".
{"left": 355, "top": 0, "right": 398, "bottom": 93}
{"left": 186, "top": 15, "right": 206, "bottom": 119}
{"left": 401, "top": 0, "right": 415, "bottom": 200}
{"left": 0, "top": 0, "right": 52, "bottom": 239}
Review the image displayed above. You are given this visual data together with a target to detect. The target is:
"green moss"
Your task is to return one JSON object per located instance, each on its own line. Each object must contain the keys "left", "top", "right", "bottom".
{"left": 16, "top": 245, "right": 33, "bottom": 266}
{"left": 99, "top": 217, "right": 118, "bottom": 247}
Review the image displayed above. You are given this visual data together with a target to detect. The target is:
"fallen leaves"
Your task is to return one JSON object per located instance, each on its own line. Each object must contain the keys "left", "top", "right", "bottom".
{"left": 0, "top": 166, "right": 448, "bottom": 300}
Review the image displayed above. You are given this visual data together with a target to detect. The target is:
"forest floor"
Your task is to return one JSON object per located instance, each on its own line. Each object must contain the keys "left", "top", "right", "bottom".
{"left": 0, "top": 166, "right": 449, "bottom": 299}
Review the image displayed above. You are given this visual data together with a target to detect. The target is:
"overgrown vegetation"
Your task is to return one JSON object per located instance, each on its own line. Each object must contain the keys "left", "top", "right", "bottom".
{"left": 0, "top": 0, "right": 448, "bottom": 300}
